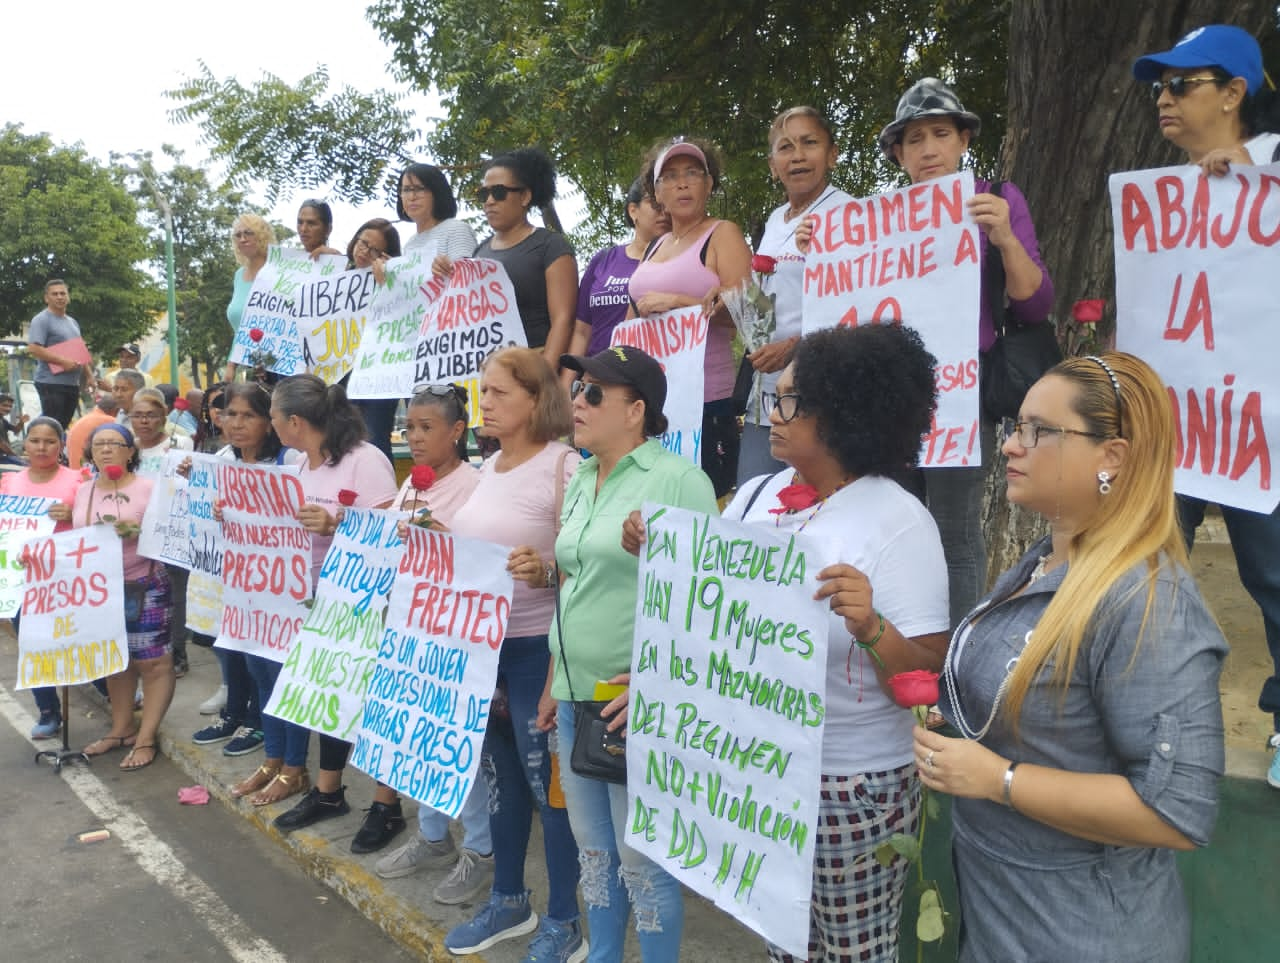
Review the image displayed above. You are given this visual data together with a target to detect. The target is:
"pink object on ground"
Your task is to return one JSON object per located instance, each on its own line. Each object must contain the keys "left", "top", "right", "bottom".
{"left": 178, "top": 786, "right": 210, "bottom": 805}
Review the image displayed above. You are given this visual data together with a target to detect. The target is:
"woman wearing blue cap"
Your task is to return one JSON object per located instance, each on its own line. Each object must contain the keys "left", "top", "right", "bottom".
{"left": 1133, "top": 24, "right": 1280, "bottom": 792}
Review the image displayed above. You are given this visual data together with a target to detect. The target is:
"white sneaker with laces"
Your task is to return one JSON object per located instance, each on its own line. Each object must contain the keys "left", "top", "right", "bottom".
{"left": 199, "top": 685, "right": 229, "bottom": 715}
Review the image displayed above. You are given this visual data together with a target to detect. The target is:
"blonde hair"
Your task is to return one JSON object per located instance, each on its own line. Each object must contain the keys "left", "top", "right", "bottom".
{"left": 1003, "top": 352, "right": 1190, "bottom": 724}
{"left": 768, "top": 106, "right": 836, "bottom": 151}
{"left": 131, "top": 387, "right": 167, "bottom": 412}
{"left": 480, "top": 347, "right": 572, "bottom": 443}
{"left": 231, "top": 213, "right": 274, "bottom": 266}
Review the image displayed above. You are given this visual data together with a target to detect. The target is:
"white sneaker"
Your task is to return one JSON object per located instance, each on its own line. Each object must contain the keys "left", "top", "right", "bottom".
{"left": 375, "top": 833, "right": 458, "bottom": 879}
{"left": 199, "top": 685, "right": 228, "bottom": 715}
{"left": 434, "top": 849, "right": 495, "bottom": 905}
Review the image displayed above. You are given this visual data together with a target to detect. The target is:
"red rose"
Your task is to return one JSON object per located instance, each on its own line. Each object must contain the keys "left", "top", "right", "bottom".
{"left": 751, "top": 254, "right": 778, "bottom": 275}
{"left": 173, "top": 398, "right": 190, "bottom": 411}
{"left": 411, "top": 465, "right": 436, "bottom": 491}
{"left": 104, "top": 465, "right": 125, "bottom": 481}
{"left": 249, "top": 328, "right": 265, "bottom": 343}
{"left": 1072, "top": 299, "right": 1105, "bottom": 324}
{"left": 767, "top": 482, "right": 821, "bottom": 515}
{"left": 337, "top": 489, "right": 358, "bottom": 507}
{"left": 888, "top": 670, "right": 940, "bottom": 708}
{"left": 80, "top": 466, "right": 93, "bottom": 481}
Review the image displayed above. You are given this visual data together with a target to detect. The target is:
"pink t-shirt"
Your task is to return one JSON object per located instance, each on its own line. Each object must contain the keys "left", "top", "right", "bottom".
{"left": 296, "top": 441, "right": 399, "bottom": 581}
{"left": 73, "top": 474, "right": 155, "bottom": 579}
{"left": 1, "top": 466, "right": 84, "bottom": 533}
{"left": 391, "top": 462, "right": 481, "bottom": 527}
{"left": 449, "top": 442, "right": 580, "bottom": 639}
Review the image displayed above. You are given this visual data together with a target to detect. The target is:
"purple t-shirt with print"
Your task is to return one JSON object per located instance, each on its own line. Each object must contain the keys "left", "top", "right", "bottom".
{"left": 576, "top": 244, "right": 640, "bottom": 354}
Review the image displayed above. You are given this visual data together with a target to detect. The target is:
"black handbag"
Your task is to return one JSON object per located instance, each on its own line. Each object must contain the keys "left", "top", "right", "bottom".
{"left": 978, "top": 182, "right": 1062, "bottom": 422}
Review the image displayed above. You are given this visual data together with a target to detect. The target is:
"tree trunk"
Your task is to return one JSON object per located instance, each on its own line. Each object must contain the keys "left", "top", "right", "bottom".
{"left": 983, "top": 0, "right": 1276, "bottom": 583}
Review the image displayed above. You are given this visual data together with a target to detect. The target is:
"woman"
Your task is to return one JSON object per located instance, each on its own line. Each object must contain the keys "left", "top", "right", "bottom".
{"left": 193, "top": 382, "right": 228, "bottom": 454}
{"left": 297, "top": 199, "right": 342, "bottom": 259}
{"left": 371, "top": 386, "right": 491, "bottom": 890}
{"left": 397, "top": 163, "right": 477, "bottom": 261}
{"left": 628, "top": 137, "right": 752, "bottom": 496}
{"left": 344, "top": 217, "right": 404, "bottom": 461}
{"left": 262, "top": 375, "right": 399, "bottom": 822}
{"left": 225, "top": 214, "right": 276, "bottom": 383}
{"left": 1132, "top": 24, "right": 1280, "bottom": 788}
{"left": 568, "top": 178, "right": 670, "bottom": 357}
{"left": 737, "top": 107, "right": 852, "bottom": 483}
{"left": 3, "top": 417, "right": 83, "bottom": 739}
{"left": 916, "top": 354, "right": 1227, "bottom": 961}
{"left": 876, "top": 78, "right": 1055, "bottom": 628}
{"left": 130, "top": 388, "right": 194, "bottom": 477}
{"left": 518, "top": 345, "right": 717, "bottom": 961}
{"left": 723, "top": 325, "right": 950, "bottom": 961}
{"left": 441, "top": 348, "right": 583, "bottom": 961}
{"left": 435, "top": 148, "right": 577, "bottom": 368}
{"left": 73, "top": 424, "right": 173, "bottom": 771}
{"left": 195, "top": 382, "right": 291, "bottom": 768}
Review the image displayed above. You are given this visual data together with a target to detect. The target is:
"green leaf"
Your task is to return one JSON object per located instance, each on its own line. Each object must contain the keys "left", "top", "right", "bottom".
{"left": 917, "top": 900, "right": 946, "bottom": 943}
{"left": 884, "top": 832, "right": 921, "bottom": 862}
{"left": 872, "top": 841, "right": 898, "bottom": 868}
{"left": 926, "top": 791, "right": 941, "bottom": 821}
{"left": 919, "top": 888, "right": 940, "bottom": 910}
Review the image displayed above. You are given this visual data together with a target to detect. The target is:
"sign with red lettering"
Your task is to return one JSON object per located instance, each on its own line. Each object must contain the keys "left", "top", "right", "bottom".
{"left": 348, "top": 250, "right": 448, "bottom": 400}
{"left": 16, "top": 526, "right": 127, "bottom": 689}
{"left": 610, "top": 310, "right": 708, "bottom": 464}
{"left": 214, "top": 463, "right": 313, "bottom": 662}
{"left": 802, "top": 172, "right": 983, "bottom": 467}
{"left": 0, "top": 494, "right": 57, "bottom": 618}
{"left": 349, "top": 528, "right": 513, "bottom": 818}
{"left": 1110, "top": 164, "right": 1280, "bottom": 512}
{"left": 263, "top": 508, "right": 408, "bottom": 739}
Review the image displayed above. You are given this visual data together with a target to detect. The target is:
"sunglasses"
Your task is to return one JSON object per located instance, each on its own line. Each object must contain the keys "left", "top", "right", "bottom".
{"left": 414, "top": 383, "right": 468, "bottom": 402}
{"left": 1149, "top": 75, "right": 1221, "bottom": 100}
{"left": 570, "top": 380, "right": 606, "bottom": 406}
{"left": 477, "top": 184, "right": 526, "bottom": 203}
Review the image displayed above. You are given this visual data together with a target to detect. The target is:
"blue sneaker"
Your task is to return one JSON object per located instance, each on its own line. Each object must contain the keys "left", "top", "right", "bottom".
{"left": 30, "top": 712, "right": 62, "bottom": 740}
{"left": 1268, "top": 733, "right": 1280, "bottom": 790}
{"left": 522, "top": 917, "right": 587, "bottom": 963}
{"left": 445, "top": 890, "right": 538, "bottom": 955}
{"left": 223, "top": 727, "right": 264, "bottom": 756}
{"left": 192, "top": 715, "right": 238, "bottom": 745}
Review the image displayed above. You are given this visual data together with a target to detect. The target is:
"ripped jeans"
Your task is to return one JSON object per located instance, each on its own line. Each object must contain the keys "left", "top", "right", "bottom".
{"left": 557, "top": 701, "right": 684, "bottom": 961}
{"left": 485, "top": 636, "right": 580, "bottom": 922}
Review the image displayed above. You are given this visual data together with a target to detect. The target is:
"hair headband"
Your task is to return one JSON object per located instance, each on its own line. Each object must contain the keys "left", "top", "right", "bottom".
{"left": 1085, "top": 355, "right": 1124, "bottom": 438}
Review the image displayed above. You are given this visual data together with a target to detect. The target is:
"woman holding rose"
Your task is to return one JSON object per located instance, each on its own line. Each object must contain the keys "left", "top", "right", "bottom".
{"left": 225, "top": 214, "right": 275, "bottom": 384}
{"left": 916, "top": 354, "right": 1227, "bottom": 961}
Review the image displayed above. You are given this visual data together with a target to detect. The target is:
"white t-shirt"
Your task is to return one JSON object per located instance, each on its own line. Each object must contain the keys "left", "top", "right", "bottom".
{"left": 137, "top": 433, "right": 193, "bottom": 477}
{"left": 1245, "top": 132, "right": 1280, "bottom": 165}
{"left": 725, "top": 470, "right": 950, "bottom": 773}
{"left": 747, "top": 187, "right": 853, "bottom": 425}
{"left": 403, "top": 218, "right": 478, "bottom": 259}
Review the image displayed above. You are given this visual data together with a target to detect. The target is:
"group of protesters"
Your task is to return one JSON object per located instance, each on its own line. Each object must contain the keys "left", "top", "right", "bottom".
{"left": 10, "top": 22, "right": 1279, "bottom": 963}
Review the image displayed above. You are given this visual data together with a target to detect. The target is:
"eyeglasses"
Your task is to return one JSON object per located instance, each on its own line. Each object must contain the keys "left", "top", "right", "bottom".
{"left": 570, "top": 380, "right": 606, "bottom": 406}
{"left": 477, "top": 184, "right": 526, "bottom": 203}
{"left": 130, "top": 411, "right": 163, "bottom": 422}
{"left": 1002, "top": 419, "right": 1107, "bottom": 448}
{"left": 90, "top": 441, "right": 129, "bottom": 451}
{"left": 401, "top": 184, "right": 430, "bottom": 197}
{"left": 656, "top": 168, "right": 709, "bottom": 185}
{"left": 354, "top": 237, "right": 386, "bottom": 257}
{"left": 232, "top": 230, "right": 256, "bottom": 239}
{"left": 1149, "top": 75, "right": 1221, "bottom": 100}
{"left": 774, "top": 392, "right": 804, "bottom": 423}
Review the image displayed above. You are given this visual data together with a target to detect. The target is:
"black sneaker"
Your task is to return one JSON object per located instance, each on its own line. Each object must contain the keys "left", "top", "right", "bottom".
{"left": 350, "top": 801, "right": 406, "bottom": 854}
{"left": 222, "top": 727, "right": 264, "bottom": 756}
{"left": 192, "top": 715, "right": 238, "bottom": 745}
{"left": 274, "top": 786, "right": 350, "bottom": 832}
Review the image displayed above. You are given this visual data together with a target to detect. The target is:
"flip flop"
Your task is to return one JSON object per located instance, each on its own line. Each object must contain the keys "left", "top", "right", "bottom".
{"left": 84, "top": 734, "right": 137, "bottom": 757}
{"left": 120, "top": 744, "right": 158, "bottom": 772}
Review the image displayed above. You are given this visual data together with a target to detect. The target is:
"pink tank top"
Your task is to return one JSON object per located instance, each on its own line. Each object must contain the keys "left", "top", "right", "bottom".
{"left": 628, "top": 222, "right": 734, "bottom": 402}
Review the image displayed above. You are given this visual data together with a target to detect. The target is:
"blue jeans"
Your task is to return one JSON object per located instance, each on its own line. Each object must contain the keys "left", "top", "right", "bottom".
{"left": 12, "top": 615, "right": 61, "bottom": 718}
{"left": 244, "top": 653, "right": 308, "bottom": 765}
{"left": 557, "top": 701, "right": 685, "bottom": 961}
{"left": 485, "top": 636, "right": 579, "bottom": 922}
{"left": 1179, "top": 495, "right": 1280, "bottom": 730}
{"left": 418, "top": 779, "right": 494, "bottom": 854}
{"left": 216, "top": 648, "right": 261, "bottom": 728}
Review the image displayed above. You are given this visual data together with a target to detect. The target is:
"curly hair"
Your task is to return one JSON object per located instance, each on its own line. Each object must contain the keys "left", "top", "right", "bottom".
{"left": 791, "top": 323, "right": 937, "bottom": 477}
{"left": 639, "top": 136, "right": 724, "bottom": 198}
{"left": 483, "top": 148, "right": 558, "bottom": 208}
{"left": 231, "top": 213, "right": 274, "bottom": 266}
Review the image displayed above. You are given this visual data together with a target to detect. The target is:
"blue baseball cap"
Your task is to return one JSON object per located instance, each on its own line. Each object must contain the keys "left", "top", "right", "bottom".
{"left": 1133, "top": 25, "right": 1264, "bottom": 95}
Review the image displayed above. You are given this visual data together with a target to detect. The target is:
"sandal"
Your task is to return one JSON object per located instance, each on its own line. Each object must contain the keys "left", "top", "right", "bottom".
{"left": 231, "top": 763, "right": 281, "bottom": 799}
{"left": 251, "top": 768, "right": 310, "bottom": 808}
{"left": 120, "top": 744, "right": 158, "bottom": 772}
{"left": 83, "top": 734, "right": 137, "bottom": 757}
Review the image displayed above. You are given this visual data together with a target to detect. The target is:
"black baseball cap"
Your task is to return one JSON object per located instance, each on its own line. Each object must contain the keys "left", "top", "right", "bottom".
{"left": 560, "top": 346, "right": 667, "bottom": 416}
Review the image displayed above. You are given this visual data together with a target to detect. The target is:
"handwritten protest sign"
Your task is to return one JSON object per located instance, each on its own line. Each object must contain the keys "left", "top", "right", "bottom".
{"left": 348, "top": 251, "right": 447, "bottom": 400}
{"left": 610, "top": 311, "right": 708, "bottom": 464}
{"left": 802, "top": 172, "right": 983, "bottom": 467}
{"left": 0, "top": 494, "right": 57, "bottom": 618}
{"left": 349, "top": 529, "right": 512, "bottom": 818}
{"left": 16, "top": 526, "right": 127, "bottom": 688}
{"left": 298, "top": 266, "right": 378, "bottom": 384}
{"left": 627, "top": 503, "right": 829, "bottom": 956}
{"left": 413, "top": 258, "right": 528, "bottom": 428}
{"left": 184, "top": 453, "right": 225, "bottom": 634}
{"left": 214, "top": 463, "right": 312, "bottom": 661}
{"left": 227, "top": 246, "right": 346, "bottom": 376}
{"left": 138, "top": 450, "right": 192, "bottom": 568}
{"left": 264, "top": 507, "right": 407, "bottom": 739}
{"left": 1111, "top": 164, "right": 1280, "bottom": 512}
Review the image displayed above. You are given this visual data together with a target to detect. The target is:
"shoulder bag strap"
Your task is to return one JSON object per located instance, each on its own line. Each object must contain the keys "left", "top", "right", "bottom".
{"left": 737, "top": 472, "right": 776, "bottom": 521}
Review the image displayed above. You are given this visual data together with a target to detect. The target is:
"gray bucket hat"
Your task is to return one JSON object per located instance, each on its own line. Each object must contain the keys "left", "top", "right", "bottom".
{"left": 877, "top": 78, "right": 982, "bottom": 164}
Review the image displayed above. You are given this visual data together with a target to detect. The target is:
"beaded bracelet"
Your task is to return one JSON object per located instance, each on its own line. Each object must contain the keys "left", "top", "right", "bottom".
{"left": 855, "top": 610, "right": 887, "bottom": 670}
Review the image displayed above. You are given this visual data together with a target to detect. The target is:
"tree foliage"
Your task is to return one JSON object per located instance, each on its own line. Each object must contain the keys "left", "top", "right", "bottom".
{"left": 0, "top": 124, "right": 157, "bottom": 353}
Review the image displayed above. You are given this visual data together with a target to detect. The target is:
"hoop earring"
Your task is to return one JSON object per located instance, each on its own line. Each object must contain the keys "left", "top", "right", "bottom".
{"left": 1097, "top": 471, "right": 1112, "bottom": 495}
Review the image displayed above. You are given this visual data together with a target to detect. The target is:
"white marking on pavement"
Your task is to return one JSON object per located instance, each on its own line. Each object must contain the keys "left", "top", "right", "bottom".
{"left": 0, "top": 684, "right": 289, "bottom": 963}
